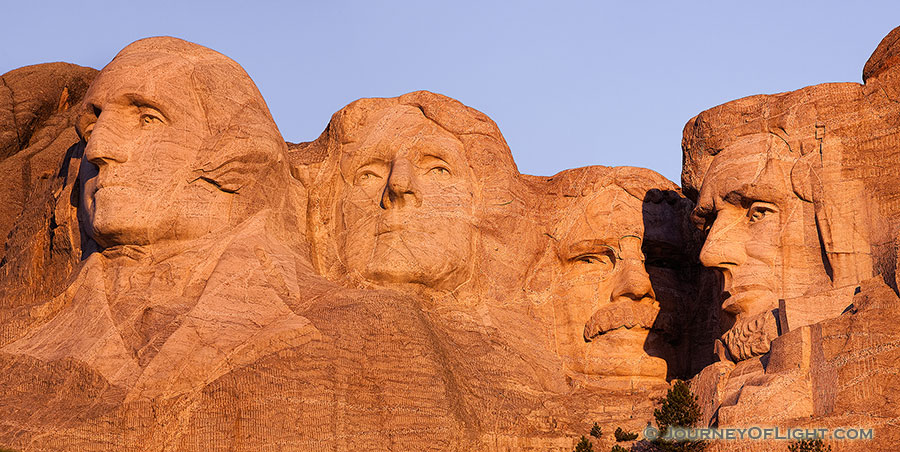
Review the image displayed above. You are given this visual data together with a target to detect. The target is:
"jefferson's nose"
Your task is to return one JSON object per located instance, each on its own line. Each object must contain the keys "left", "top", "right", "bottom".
{"left": 83, "top": 115, "right": 130, "bottom": 165}
{"left": 381, "top": 158, "right": 421, "bottom": 209}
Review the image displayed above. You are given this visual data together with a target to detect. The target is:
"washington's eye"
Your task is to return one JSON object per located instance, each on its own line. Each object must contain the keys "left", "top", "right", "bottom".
{"left": 76, "top": 104, "right": 101, "bottom": 142}
{"left": 748, "top": 202, "right": 777, "bottom": 224}
{"left": 80, "top": 123, "right": 95, "bottom": 142}
{"left": 141, "top": 113, "right": 163, "bottom": 126}
{"left": 427, "top": 166, "right": 451, "bottom": 178}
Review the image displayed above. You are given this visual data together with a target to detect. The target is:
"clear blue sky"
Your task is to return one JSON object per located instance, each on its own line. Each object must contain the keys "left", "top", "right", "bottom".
{"left": 2, "top": 1, "right": 898, "bottom": 183}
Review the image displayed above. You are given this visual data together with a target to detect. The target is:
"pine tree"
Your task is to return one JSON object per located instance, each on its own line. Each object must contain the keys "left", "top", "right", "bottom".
{"left": 614, "top": 427, "right": 638, "bottom": 442}
{"left": 573, "top": 435, "right": 594, "bottom": 452}
{"left": 788, "top": 439, "right": 832, "bottom": 452}
{"left": 590, "top": 422, "right": 603, "bottom": 438}
{"left": 652, "top": 380, "right": 707, "bottom": 452}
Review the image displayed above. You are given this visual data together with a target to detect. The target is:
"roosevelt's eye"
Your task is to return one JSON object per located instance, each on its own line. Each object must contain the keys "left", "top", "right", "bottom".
{"left": 571, "top": 252, "right": 615, "bottom": 273}
{"left": 748, "top": 202, "right": 778, "bottom": 224}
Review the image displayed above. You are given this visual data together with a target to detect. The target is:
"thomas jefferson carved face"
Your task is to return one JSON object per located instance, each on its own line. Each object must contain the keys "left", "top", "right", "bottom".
{"left": 78, "top": 53, "right": 228, "bottom": 249}
{"left": 550, "top": 185, "right": 681, "bottom": 385}
{"left": 335, "top": 107, "right": 477, "bottom": 290}
{"left": 692, "top": 134, "right": 828, "bottom": 360}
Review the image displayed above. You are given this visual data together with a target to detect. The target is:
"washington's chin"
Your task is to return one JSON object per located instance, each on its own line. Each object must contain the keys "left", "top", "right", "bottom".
{"left": 88, "top": 216, "right": 152, "bottom": 248}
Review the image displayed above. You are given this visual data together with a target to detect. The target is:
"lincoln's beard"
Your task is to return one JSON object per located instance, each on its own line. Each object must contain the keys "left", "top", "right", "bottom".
{"left": 721, "top": 310, "right": 779, "bottom": 362}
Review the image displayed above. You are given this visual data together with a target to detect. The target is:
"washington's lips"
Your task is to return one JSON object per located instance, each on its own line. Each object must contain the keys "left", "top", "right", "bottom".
{"left": 583, "top": 300, "right": 661, "bottom": 341}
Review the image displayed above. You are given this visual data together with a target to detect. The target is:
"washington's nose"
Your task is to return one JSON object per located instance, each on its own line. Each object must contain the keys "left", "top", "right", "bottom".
{"left": 381, "top": 158, "right": 421, "bottom": 209}
{"left": 610, "top": 258, "right": 655, "bottom": 302}
{"left": 83, "top": 117, "right": 130, "bottom": 165}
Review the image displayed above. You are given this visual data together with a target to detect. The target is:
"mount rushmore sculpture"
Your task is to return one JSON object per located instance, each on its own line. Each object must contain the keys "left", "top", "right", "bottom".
{"left": 0, "top": 28, "right": 899, "bottom": 451}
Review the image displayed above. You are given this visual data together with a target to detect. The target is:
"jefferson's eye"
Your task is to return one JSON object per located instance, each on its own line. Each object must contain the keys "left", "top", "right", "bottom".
{"left": 427, "top": 166, "right": 451, "bottom": 178}
{"left": 748, "top": 202, "right": 777, "bottom": 224}
{"left": 356, "top": 170, "right": 382, "bottom": 185}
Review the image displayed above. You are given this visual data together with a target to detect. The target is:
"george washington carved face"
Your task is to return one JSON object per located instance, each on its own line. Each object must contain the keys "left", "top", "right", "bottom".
{"left": 78, "top": 54, "right": 214, "bottom": 249}
{"left": 335, "top": 106, "right": 477, "bottom": 290}
{"left": 76, "top": 38, "right": 289, "bottom": 251}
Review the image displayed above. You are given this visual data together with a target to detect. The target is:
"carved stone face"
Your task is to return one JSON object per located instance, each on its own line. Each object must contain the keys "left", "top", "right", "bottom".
{"left": 550, "top": 185, "right": 680, "bottom": 384}
{"left": 692, "top": 133, "right": 829, "bottom": 360}
{"left": 78, "top": 53, "right": 229, "bottom": 249}
{"left": 336, "top": 107, "right": 477, "bottom": 290}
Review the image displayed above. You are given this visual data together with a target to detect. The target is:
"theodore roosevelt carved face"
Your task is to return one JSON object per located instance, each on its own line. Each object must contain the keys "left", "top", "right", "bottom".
{"left": 549, "top": 175, "right": 684, "bottom": 386}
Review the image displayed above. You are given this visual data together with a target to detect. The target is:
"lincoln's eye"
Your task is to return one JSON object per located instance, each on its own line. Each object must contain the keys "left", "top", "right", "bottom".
{"left": 747, "top": 202, "right": 777, "bottom": 224}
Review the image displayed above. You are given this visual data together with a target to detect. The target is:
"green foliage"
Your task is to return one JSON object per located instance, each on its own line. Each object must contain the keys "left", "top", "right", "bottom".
{"left": 590, "top": 422, "right": 603, "bottom": 438}
{"left": 788, "top": 439, "right": 832, "bottom": 452}
{"left": 614, "top": 427, "right": 638, "bottom": 442}
{"left": 652, "top": 380, "right": 707, "bottom": 452}
{"left": 610, "top": 445, "right": 629, "bottom": 452}
{"left": 573, "top": 435, "right": 594, "bottom": 452}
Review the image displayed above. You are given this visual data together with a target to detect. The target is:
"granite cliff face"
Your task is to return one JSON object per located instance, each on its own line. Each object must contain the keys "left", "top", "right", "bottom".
{"left": 0, "top": 29, "right": 898, "bottom": 451}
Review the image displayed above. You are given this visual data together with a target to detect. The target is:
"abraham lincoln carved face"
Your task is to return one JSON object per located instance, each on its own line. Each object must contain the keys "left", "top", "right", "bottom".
{"left": 549, "top": 175, "right": 683, "bottom": 386}
{"left": 691, "top": 134, "right": 828, "bottom": 360}
{"left": 335, "top": 106, "right": 478, "bottom": 290}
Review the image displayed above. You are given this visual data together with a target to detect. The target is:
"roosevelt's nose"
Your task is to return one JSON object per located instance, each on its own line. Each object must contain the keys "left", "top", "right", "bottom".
{"left": 698, "top": 212, "right": 746, "bottom": 270}
{"left": 83, "top": 114, "right": 130, "bottom": 165}
{"left": 609, "top": 257, "right": 655, "bottom": 303}
{"left": 381, "top": 158, "right": 421, "bottom": 209}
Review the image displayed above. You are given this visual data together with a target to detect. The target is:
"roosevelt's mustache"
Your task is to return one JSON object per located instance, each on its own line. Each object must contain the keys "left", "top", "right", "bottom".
{"left": 583, "top": 300, "right": 662, "bottom": 341}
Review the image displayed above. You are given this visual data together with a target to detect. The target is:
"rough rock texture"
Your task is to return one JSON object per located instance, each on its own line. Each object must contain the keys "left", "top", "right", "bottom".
{"left": 0, "top": 38, "right": 697, "bottom": 451}
{"left": 684, "top": 26, "right": 900, "bottom": 451}
{"left": 2, "top": 26, "right": 900, "bottom": 452}
{"left": 0, "top": 63, "right": 97, "bottom": 346}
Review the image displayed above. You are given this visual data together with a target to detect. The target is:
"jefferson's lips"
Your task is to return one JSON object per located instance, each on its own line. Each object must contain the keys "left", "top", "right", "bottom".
{"left": 583, "top": 300, "right": 661, "bottom": 341}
